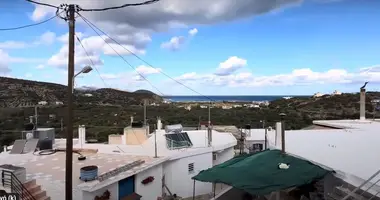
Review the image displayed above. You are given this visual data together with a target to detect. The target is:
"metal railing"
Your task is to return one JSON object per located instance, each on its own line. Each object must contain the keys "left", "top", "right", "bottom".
{"left": 1, "top": 170, "right": 36, "bottom": 200}
{"left": 340, "top": 169, "right": 380, "bottom": 200}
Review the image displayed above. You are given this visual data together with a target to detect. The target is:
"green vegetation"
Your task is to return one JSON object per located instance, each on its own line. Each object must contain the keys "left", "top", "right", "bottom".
{"left": 2, "top": 91, "right": 380, "bottom": 147}
{"left": 1, "top": 76, "right": 380, "bottom": 147}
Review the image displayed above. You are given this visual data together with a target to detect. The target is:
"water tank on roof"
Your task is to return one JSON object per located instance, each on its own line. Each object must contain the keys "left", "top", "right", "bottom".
{"left": 165, "top": 124, "right": 183, "bottom": 133}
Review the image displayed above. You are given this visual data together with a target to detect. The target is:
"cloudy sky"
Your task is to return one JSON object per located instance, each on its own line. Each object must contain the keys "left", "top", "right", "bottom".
{"left": 0, "top": 0, "right": 380, "bottom": 95}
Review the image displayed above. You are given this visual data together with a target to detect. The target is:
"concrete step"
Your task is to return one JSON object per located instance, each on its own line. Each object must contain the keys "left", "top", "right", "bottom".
{"left": 23, "top": 179, "right": 36, "bottom": 188}
{"left": 37, "top": 196, "right": 51, "bottom": 200}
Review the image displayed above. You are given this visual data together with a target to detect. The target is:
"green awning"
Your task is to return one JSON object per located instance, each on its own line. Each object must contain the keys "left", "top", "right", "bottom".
{"left": 192, "top": 149, "right": 333, "bottom": 195}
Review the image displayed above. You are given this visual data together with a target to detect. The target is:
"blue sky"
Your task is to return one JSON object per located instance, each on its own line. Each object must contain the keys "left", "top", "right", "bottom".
{"left": 1, "top": 0, "right": 380, "bottom": 95}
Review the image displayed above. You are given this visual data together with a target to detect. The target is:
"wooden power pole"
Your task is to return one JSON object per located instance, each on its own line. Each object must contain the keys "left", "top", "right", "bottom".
{"left": 65, "top": 4, "right": 76, "bottom": 200}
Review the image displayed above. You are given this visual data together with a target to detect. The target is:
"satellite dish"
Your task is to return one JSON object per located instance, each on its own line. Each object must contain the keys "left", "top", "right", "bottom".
{"left": 26, "top": 132, "right": 34, "bottom": 140}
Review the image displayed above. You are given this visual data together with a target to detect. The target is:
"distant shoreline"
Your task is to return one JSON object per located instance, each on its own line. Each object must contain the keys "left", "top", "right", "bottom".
{"left": 163, "top": 95, "right": 310, "bottom": 103}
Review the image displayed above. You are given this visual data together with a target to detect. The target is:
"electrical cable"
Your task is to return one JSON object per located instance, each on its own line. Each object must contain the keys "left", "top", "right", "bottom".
{"left": 75, "top": 34, "right": 109, "bottom": 88}
{"left": 0, "top": 12, "right": 60, "bottom": 31}
{"left": 78, "top": 13, "right": 215, "bottom": 102}
{"left": 77, "top": 0, "right": 160, "bottom": 12}
{"left": 25, "top": 0, "right": 58, "bottom": 8}
{"left": 78, "top": 13, "right": 165, "bottom": 97}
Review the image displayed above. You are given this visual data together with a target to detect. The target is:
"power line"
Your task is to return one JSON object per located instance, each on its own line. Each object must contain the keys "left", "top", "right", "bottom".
{"left": 78, "top": 13, "right": 165, "bottom": 96}
{"left": 77, "top": 0, "right": 160, "bottom": 12}
{"left": 77, "top": 13, "right": 215, "bottom": 102}
{"left": 0, "top": 12, "right": 60, "bottom": 31}
{"left": 75, "top": 34, "right": 109, "bottom": 88}
{"left": 25, "top": 0, "right": 59, "bottom": 9}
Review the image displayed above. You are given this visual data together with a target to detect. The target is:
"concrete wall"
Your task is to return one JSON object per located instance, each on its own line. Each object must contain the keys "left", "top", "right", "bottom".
{"left": 163, "top": 152, "right": 213, "bottom": 198}
{"left": 135, "top": 164, "right": 163, "bottom": 200}
{"left": 279, "top": 129, "right": 380, "bottom": 183}
{"left": 213, "top": 147, "right": 235, "bottom": 166}
{"left": 82, "top": 182, "right": 118, "bottom": 200}
{"left": 108, "top": 135, "right": 122, "bottom": 144}
{"left": 124, "top": 128, "right": 148, "bottom": 145}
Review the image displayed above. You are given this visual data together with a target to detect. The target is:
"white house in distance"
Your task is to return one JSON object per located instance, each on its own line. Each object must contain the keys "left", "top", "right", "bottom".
{"left": 38, "top": 101, "right": 48, "bottom": 106}
{"left": 0, "top": 118, "right": 237, "bottom": 200}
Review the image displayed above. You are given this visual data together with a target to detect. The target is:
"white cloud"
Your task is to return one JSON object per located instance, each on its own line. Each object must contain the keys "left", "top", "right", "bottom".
{"left": 135, "top": 65, "right": 162, "bottom": 75}
{"left": 0, "top": 49, "right": 44, "bottom": 74}
{"left": 0, "top": 41, "right": 28, "bottom": 49}
{"left": 31, "top": 0, "right": 301, "bottom": 55}
{"left": 58, "top": 32, "right": 85, "bottom": 43}
{"left": 102, "top": 43, "right": 146, "bottom": 56}
{"left": 173, "top": 60, "right": 380, "bottom": 88}
{"left": 0, "top": 31, "right": 56, "bottom": 50}
{"left": 25, "top": 73, "right": 33, "bottom": 78}
{"left": 189, "top": 28, "right": 198, "bottom": 36}
{"left": 37, "top": 31, "right": 56, "bottom": 45}
{"left": 160, "top": 36, "right": 185, "bottom": 51}
{"left": 215, "top": 56, "right": 248, "bottom": 76}
{"left": 36, "top": 64, "right": 45, "bottom": 69}
{"left": 47, "top": 43, "right": 103, "bottom": 70}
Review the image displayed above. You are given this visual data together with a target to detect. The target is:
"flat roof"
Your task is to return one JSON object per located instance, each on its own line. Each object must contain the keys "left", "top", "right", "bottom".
{"left": 0, "top": 151, "right": 167, "bottom": 199}
{"left": 313, "top": 119, "right": 380, "bottom": 130}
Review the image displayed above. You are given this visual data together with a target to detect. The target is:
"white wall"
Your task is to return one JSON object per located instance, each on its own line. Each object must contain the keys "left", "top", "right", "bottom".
{"left": 82, "top": 182, "right": 118, "bottom": 200}
{"left": 135, "top": 164, "right": 163, "bottom": 200}
{"left": 164, "top": 152, "right": 213, "bottom": 198}
{"left": 279, "top": 129, "right": 380, "bottom": 183}
{"left": 213, "top": 147, "right": 234, "bottom": 166}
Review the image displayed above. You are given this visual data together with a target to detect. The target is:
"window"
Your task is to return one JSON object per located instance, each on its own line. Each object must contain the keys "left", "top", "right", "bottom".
{"left": 165, "top": 132, "right": 193, "bottom": 149}
{"left": 213, "top": 153, "right": 217, "bottom": 161}
{"left": 250, "top": 143, "right": 263, "bottom": 153}
{"left": 188, "top": 163, "right": 194, "bottom": 174}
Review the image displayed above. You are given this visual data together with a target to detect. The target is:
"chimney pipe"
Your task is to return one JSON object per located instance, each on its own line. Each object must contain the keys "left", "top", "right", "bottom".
{"left": 157, "top": 117, "right": 162, "bottom": 130}
{"left": 78, "top": 125, "right": 86, "bottom": 149}
{"left": 207, "top": 126, "right": 212, "bottom": 147}
{"left": 360, "top": 88, "right": 366, "bottom": 120}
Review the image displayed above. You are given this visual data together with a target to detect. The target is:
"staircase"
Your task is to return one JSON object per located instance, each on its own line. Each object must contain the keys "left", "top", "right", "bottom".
{"left": 2, "top": 170, "right": 50, "bottom": 200}
{"left": 326, "top": 170, "right": 380, "bottom": 200}
{"left": 22, "top": 179, "right": 50, "bottom": 200}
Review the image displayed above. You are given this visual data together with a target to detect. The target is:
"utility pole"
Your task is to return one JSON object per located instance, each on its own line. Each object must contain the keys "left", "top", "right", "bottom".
{"left": 154, "top": 124, "right": 158, "bottom": 158}
{"left": 61, "top": 118, "right": 63, "bottom": 131}
{"left": 239, "top": 128, "right": 244, "bottom": 155}
{"left": 34, "top": 106, "right": 38, "bottom": 130}
{"left": 144, "top": 99, "right": 147, "bottom": 135}
{"left": 65, "top": 4, "right": 76, "bottom": 200}
{"left": 208, "top": 101, "right": 211, "bottom": 126}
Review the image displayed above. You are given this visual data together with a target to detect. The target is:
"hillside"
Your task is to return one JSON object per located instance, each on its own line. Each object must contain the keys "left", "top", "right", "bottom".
{"left": 268, "top": 92, "right": 380, "bottom": 120}
{"left": 0, "top": 77, "right": 162, "bottom": 107}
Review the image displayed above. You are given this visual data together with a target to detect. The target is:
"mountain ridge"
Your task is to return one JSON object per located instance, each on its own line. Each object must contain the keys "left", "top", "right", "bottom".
{"left": 0, "top": 77, "right": 162, "bottom": 107}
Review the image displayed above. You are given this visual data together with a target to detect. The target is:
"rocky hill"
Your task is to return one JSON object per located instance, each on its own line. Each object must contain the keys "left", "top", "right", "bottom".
{"left": 0, "top": 77, "right": 162, "bottom": 108}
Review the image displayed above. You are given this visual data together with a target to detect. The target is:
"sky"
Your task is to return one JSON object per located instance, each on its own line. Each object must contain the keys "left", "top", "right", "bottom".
{"left": 0, "top": 0, "right": 380, "bottom": 96}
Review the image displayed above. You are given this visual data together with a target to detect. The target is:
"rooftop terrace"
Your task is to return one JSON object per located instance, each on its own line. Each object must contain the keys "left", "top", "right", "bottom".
{"left": 0, "top": 150, "right": 167, "bottom": 199}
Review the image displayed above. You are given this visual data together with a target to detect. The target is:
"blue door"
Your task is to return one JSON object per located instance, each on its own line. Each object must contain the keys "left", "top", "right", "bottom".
{"left": 118, "top": 175, "right": 135, "bottom": 200}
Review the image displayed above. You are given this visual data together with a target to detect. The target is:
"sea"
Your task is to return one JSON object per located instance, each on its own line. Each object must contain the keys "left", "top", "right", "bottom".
{"left": 163, "top": 95, "right": 310, "bottom": 102}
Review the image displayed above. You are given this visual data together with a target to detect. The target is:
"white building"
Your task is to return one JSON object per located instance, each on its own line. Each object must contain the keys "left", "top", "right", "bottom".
{"left": 0, "top": 119, "right": 237, "bottom": 200}
{"left": 84, "top": 93, "right": 93, "bottom": 97}
{"left": 332, "top": 90, "right": 342, "bottom": 95}
{"left": 38, "top": 101, "right": 47, "bottom": 106}
{"left": 313, "top": 92, "right": 324, "bottom": 98}
{"left": 55, "top": 101, "right": 64, "bottom": 105}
